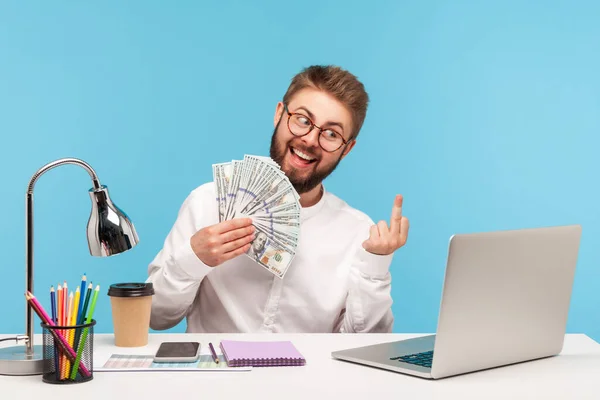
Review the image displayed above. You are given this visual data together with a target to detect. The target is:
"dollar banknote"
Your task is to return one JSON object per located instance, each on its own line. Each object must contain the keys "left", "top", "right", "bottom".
{"left": 212, "top": 155, "right": 301, "bottom": 278}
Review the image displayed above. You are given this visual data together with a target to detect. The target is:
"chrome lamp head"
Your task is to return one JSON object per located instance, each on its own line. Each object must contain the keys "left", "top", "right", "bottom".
{"left": 87, "top": 185, "right": 139, "bottom": 257}
{"left": 0, "top": 158, "right": 138, "bottom": 376}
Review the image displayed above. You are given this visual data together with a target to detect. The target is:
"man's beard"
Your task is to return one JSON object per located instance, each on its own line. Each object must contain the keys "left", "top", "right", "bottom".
{"left": 269, "top": 120, "right": 343, "bottom": 194}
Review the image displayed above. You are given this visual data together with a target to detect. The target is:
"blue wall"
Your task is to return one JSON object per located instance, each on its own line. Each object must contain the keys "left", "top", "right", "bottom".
{"left": 1, "top": 1, "right": 598, "bottom": 342}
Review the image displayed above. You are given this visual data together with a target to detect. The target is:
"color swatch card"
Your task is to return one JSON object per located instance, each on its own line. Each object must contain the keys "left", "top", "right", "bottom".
{"left": 220, "top": 340, "right": 306, "bottom": 367}
{"left": 96, "top": 353, "right": 251, "bottom": 372}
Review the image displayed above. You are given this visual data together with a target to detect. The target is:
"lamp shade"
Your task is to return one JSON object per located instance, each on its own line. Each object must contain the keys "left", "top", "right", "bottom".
{"left": 87, "top": 185, "right": 139, "bottom": 257}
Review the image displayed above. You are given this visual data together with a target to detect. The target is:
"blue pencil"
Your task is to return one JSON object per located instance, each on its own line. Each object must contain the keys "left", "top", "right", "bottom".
{"left": 76, "top": 274, "right": 87, "bottom": 323}
{"left": 50, "top": 286, "right": 56, "bottom": 324}
{"left": 73, "top": 282, "right": 92, "bottom": 356}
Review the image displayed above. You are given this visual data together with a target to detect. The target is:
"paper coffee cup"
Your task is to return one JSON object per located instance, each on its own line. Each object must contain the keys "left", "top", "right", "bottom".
{"left": 107, "top": 283, "right": 155, "bottom": 347}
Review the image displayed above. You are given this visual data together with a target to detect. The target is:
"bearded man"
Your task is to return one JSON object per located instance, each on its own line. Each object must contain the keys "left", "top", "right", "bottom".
{"left": 147, "top": 65, "right": 409, "bottom": 333}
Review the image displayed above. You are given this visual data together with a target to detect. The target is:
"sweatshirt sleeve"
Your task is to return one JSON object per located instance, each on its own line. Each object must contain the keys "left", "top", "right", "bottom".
{"left": 146, "top": 187, "right": 214, "bottom": 331}
{"left": 338, "top": 231, "right": 395, "bottom": 333}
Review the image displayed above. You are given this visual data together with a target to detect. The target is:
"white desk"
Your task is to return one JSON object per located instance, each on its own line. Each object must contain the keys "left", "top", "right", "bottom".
{"left": 1, "top": 333, "right": 599, "bottom": 399}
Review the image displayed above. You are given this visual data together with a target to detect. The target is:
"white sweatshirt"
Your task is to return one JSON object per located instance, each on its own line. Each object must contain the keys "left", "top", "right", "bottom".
{"left": 146, "top": 182, "right": 394, "bottom": 333}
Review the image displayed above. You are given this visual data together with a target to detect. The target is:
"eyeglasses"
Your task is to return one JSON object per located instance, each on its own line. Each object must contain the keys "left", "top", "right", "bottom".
{"left": 284, "top": 104, "right": 349, "bottom": 152}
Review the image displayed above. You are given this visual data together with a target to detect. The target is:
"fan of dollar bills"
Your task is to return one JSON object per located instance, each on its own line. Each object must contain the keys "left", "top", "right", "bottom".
{"left": 212, "top": 155, "right": 301, "bottom": 278}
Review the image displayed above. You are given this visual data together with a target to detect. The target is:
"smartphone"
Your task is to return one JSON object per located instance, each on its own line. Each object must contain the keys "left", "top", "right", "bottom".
{"left": 153, "top": 341, "right": 201, "bottom": 363}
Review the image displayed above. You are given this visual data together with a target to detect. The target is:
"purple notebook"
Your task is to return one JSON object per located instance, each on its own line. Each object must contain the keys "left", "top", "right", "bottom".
{"left": 220, "top": 340, "right": 306, "bottom": 367}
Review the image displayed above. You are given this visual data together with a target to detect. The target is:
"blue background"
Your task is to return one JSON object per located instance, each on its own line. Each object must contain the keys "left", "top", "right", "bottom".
{"left": 1, "top": 1, "right": 598, "bottom": 342}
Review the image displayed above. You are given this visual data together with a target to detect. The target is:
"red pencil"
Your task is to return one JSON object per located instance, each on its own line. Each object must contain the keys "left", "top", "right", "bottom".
{"left": 62, "top": 282, "right": 67, "bottom": 326}
{"left": 61, "top": 282, "right": 68, "bottom": 378}
{"left": 57, "top": 284, "right": 63, "bottom": 377}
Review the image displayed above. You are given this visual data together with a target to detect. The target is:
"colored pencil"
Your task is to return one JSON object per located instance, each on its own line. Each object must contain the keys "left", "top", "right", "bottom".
{"left": 61, "top": 282, "right": 68, "bottom": 378}
{"left": 62, "top": 282, "right": 67, "bottom": 326}
{"left": 68, "top": 289, "right": 80, "bottom": 379}
{"left": 71, "top": 288, "right": 80, "bottom": 339}
{"left": 57, "top": 284, "right": 63, "bottom": 376}
{"left": 71, "top": 288, "right": 80, "bottom": 334}
{"left": 72, "top": 283, "right": 92, "bottom": 355}
{"left": 60, "top": 281, "right": 69, "bottom": 379}
{"left": 63, "top": 292, "right": 74, "bottom": 379}
{"left": 25, "top": 292, "right": 91, "bottom": 377}
{"left": 70, "top": 285, "right": 99, "bottom": 380}
{"left": 209, "top": 342, "right": 219, "bottom": 364}
{"left": 57, "top": 284, "right": 63, "bottom": 325}
{"left": 67, "top": 292, "right": 73, "bottom": 324}
{"left": 61, "top": 282, "right": 67, "bottom": 377}
{"left": 77, "top": 274, "right": 86, "bottom": 323}
{"left": 78, "top": 283, "right": 93, "bottom": 325}
{"left": 50, "top": 286, "right": 56, "bottom": 324}
{"left": 50, "top": 286, "right": 59, "bottom": 378}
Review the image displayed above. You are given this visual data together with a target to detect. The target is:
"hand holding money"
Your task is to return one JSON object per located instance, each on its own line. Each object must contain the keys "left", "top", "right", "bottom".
{"left": 191, "top": 218, "right": 256, "bottom": 267}
{"left": 362, "top": 195, "right": 410, "bottom": 256}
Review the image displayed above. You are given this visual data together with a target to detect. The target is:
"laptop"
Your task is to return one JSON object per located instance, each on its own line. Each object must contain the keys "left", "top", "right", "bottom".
{"left": 331, "top": 224, "right": 582, "bottom": 379}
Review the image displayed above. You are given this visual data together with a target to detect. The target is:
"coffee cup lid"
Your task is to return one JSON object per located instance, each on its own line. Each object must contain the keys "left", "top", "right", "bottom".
{"left": 108, "top": 282, "right": 154, "bottom": 297}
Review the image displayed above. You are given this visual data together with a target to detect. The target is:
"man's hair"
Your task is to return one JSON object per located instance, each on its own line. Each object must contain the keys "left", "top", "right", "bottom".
{"left": 282, "top": 65, "right": 369, "bottom": 140}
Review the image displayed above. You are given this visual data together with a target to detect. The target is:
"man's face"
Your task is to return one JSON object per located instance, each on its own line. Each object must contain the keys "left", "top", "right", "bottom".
{"left": 270, "top": 88, "right": 356, "bottom": 194}
{"left": 253, "top": 232, "right": 267, "bottom": 252}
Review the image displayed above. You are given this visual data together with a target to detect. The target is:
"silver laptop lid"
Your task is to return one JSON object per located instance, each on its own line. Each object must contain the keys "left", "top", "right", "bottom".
{"left": 431, "top": 224, "right": 582, "bottom": 379}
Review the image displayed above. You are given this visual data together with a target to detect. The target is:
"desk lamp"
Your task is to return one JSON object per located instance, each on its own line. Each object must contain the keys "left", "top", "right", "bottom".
{"left": 0, "top": 158, "right": 139, "bottom": 375}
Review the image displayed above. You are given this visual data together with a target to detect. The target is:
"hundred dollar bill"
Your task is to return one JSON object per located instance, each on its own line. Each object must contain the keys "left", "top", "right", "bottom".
{"left": 252, "top": 220, "right": 299, "bottom": 248}
{"left": 245, "top": 229, "right": 296, "bottom": 278}
{"left": 239, "top": 176, "right": 290, "bottom": 216}
{"left": 244, "top": 186, "right": 298, "bottom": 216}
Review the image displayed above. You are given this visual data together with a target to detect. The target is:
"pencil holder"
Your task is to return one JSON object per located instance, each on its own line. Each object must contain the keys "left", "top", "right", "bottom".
{"left": 41, "top": 320, "right": 96, "bottom": 384}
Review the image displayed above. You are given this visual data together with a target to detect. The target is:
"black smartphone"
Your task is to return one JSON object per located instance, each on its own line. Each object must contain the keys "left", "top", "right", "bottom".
{"left": 153, "top": 341, "right": 201, "bottom": 363}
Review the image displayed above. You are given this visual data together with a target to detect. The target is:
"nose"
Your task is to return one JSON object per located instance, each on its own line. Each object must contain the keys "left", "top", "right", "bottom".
{"left": 300, "top": 126, "right": 321, "bottom": 148}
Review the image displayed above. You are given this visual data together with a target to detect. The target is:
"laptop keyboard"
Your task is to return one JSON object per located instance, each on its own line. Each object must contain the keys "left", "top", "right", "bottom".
{"left": 390, "top": 350, "right": 433, "bottom": 368}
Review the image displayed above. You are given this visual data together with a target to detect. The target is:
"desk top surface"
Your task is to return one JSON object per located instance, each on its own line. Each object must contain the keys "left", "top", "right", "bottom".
{"left": 1, "top": 333, "right": 599, "bottom": 400}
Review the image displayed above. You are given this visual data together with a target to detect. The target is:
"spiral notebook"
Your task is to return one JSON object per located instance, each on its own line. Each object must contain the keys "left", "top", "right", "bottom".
{"left": 220, "top": 340, "right": 306, "bottom": 367}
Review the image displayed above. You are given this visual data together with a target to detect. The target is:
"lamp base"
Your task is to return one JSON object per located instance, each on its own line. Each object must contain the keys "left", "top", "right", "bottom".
{"left": 0, "top": 345, "right": 44, "bottom": 375}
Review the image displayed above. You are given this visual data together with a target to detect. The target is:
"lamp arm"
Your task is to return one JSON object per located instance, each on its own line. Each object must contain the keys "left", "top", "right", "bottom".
{"left": 27, "top": 158, "right": 102, "bottom": 194}
{"left": 25, "top": 158, "right": 102, "bottom": 354}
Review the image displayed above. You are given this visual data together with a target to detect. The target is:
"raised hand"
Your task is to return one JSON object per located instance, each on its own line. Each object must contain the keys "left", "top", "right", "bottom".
{"left": 191, "top": 218, "right": 256, "bottom": 267}
{"left": 362, "top": 195, "right": 410, "bottom": 256}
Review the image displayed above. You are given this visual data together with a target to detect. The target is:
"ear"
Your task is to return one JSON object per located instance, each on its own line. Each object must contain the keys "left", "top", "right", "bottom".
{"left": 274, "top": 102, "right": 285, "bottom": 127}
{"left": 340, "top": 139, "right": 356, "bottom": 160}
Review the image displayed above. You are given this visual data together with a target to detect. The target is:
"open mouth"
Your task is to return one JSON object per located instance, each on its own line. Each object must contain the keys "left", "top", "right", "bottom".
{"left": 289, "top": 147, "right": 317, "bottom": 167}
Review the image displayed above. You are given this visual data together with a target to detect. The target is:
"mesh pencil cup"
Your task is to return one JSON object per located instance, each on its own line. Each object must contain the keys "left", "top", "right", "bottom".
{"left": 41, "top": 319, "right": 96, "bottom": 384}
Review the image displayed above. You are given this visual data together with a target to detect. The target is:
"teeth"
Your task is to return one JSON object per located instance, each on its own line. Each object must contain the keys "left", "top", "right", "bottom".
{"left": 292, "top": 148, "right": 316, "bottom": 161}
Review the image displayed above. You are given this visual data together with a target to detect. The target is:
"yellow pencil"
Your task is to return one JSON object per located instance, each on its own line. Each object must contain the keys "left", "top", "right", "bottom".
{"left": 68, "top": 287, "right": 80, "bottom": 379}
{"left": 71, "top": 287, "right": 80, "bottom": 329}
{"left": 63, "top": 292, "right": 73, "bottom": 379}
